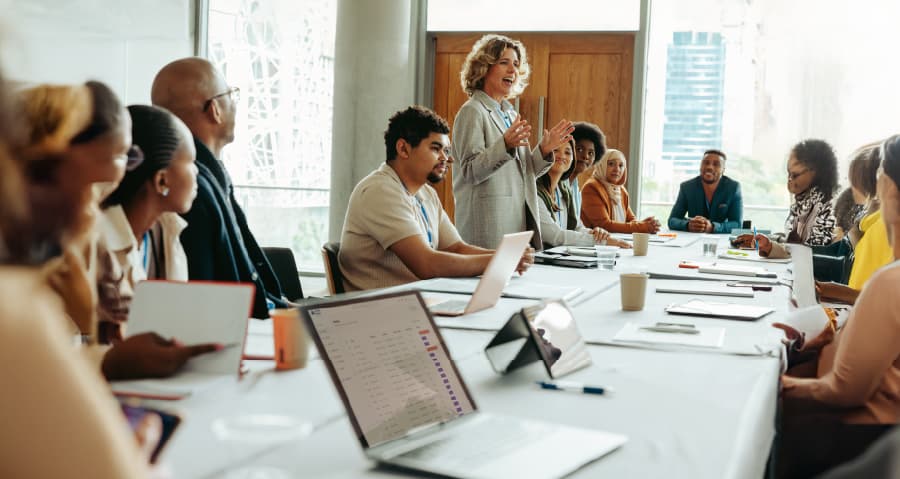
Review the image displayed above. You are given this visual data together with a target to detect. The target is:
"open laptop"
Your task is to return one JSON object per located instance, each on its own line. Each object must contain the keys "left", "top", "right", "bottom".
{"left": 426, "top": 231, "right": 533, "bottom": 316}
{"left": 300, "top": 290, "right": 627, "bottom": 479}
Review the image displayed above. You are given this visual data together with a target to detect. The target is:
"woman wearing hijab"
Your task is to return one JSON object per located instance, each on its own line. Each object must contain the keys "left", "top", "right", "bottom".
{"left": 580, "top": 149, "right": 660, "bottom": 233}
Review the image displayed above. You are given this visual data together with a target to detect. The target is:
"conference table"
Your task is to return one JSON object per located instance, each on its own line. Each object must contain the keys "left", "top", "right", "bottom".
{"left": 149, "top": 232, "right": 816, "bottom": 479}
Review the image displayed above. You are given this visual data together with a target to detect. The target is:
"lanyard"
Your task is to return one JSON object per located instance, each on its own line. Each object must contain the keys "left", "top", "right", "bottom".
{"left": 497, "top": 107, "right": 511, "bottom": 128}
{"left": 414, "top": 195, "right": 434, "bottom": 247}
{"left": 555, "top": 188, "right": 564, "bottom": 228}
{"left": 141, "top": 231, "right": 150, "bottom": 272}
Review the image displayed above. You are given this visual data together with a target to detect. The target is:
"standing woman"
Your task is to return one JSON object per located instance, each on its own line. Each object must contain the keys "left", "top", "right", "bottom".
{"left": 453, "top": 34, "right": 574, "bottom": 249}
{"left": 581, "top": 149, "right": 661, "bottom": 233}
{"left": 97, "top": 104, "right": 198, "bottom": 340}
{"left": 535, "top": 139, "right": 629, "bottom": 249}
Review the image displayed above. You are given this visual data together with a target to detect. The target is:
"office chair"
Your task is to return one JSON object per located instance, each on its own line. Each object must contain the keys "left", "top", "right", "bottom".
{"left": 321, "top": 242, "right": 345, "bottom": 295}
{"left": 262, "top": 247, "right": 304, "bottom": 302}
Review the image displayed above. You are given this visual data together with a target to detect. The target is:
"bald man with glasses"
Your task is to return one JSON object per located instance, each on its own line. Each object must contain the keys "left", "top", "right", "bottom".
{"left": 151, "top": 57, "right": 287, "bottom": 318}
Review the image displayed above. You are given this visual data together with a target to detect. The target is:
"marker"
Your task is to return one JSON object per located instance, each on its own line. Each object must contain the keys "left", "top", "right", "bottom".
{"left": 536, "top": 380, "right": 612, "bottom": 395}
{"left": 753, "top": 227, "right": 758, "bottom": 251}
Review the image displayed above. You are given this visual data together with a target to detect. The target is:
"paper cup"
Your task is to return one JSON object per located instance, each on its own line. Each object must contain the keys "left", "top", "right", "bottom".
{"left": 620, "top": 273, "right": 649, "bottom": 311}
{"left": 632, "top": 233, "right": 649, "bottom": 256}
{"left": 270, "top": 308, "right": 309, "bottom": 370}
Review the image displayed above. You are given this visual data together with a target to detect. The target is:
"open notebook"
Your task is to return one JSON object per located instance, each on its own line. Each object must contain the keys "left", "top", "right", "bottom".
{"left": 110, "top": 281, "right": 254, "bottom": 400}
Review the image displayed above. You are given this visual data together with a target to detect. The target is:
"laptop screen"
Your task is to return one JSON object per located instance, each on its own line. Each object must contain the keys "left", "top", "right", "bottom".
{"left": 303, "top": 291, "right": 476, "bottom": 448}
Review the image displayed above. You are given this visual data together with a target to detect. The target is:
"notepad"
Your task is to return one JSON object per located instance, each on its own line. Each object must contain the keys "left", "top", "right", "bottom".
{"left": 665, "top": 299, "right": 774, "bottom": 321}
{"left": 718, "top": 249, "right": 792, "bottom": 264}
{"left": 111, "top": 281, "right": 255, "bottom": 399}
{"left": 655, "top": 285, "right": 754, "bottom": 298}
{"left": 613, "top": 322, "right": 725, "bottom": 348}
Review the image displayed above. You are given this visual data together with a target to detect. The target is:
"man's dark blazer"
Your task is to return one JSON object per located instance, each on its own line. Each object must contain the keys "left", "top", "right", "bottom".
{"left": 180, "top": 138, "right": 286, "bottom": 318}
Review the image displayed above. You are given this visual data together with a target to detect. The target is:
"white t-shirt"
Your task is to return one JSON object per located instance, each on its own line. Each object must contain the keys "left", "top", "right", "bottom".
{"left": 339, "top": 163, "right": 462, "bottom": 291}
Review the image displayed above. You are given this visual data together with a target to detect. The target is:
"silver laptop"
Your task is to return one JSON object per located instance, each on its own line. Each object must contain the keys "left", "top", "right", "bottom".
{"left": 427, "top": 231, "right": 533, "bottom": 316}
{"left": 300, "top": 290, "right": 627, "bottom": 479}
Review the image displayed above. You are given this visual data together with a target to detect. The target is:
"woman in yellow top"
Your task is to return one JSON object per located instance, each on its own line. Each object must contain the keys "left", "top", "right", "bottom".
{"left": 580, "top": 149, "right": 660, "bottom": 233}
{"left": 782, "top": 133, "right": 900, "bottom": 425}
{"left": 817, "top": 143, "right": 893, "bottom": 304}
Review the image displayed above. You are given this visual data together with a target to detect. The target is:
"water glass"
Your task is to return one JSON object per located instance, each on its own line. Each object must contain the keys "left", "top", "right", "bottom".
{"left": 702, "top": 236, "right": 719, "bottom": 257}
{"left": 594, "top": 245, "right": 617, "bottom": 270}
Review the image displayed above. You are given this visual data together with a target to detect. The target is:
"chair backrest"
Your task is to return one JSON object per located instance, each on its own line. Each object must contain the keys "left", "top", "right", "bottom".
{"left": 262, "top": 247, "right": 304, "bottom": 302}
{"left": 321, "top": 242, "right": 345, "bottom": 295}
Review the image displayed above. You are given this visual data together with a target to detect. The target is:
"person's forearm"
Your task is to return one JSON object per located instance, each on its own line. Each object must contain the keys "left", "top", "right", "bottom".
{"left": 444, "top": 242, "right": 493, "bottom": 255}
{"left": 413, "top": 251, "right": 493, "bottom": 279}
{"left": 668, "top": 217, "right": 688, "bottom": 231}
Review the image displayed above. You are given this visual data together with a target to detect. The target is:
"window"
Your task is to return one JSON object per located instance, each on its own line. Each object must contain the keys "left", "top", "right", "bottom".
{"left": 207, "top": 0, "right": 337, "bottom": 270}
{"left": 639, "top": 0, "right": 900, "bottom": 232}
{"left": 427, "top": 0, "right": 639, "bottom": 32}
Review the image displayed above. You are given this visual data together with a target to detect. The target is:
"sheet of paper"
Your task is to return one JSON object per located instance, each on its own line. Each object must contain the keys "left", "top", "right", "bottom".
{"left": 111, "top": 371, "right": 232, "bottom": 399}
{"left": 612, "top": 322, "right": 725, "bottom": 348}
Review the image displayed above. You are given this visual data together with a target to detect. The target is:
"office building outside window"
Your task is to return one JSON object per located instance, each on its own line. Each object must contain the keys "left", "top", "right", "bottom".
{"left": 640, "top": 0, "right": 900, "bottom": 232}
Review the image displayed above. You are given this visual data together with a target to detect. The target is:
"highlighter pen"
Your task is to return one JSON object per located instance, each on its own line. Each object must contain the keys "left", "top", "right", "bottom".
{"left": 536, "top": 381, "right": 611, "bottom": 395}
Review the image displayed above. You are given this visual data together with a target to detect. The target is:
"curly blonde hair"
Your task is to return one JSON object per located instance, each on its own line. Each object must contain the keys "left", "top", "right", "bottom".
{"left": 460, "top": 34, "right": 530, "bottom": 98}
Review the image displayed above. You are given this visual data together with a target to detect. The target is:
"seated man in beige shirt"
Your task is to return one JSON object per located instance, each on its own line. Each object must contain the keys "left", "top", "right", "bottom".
{"left": 339, "top": 106, "right": 533, "bottom": 291}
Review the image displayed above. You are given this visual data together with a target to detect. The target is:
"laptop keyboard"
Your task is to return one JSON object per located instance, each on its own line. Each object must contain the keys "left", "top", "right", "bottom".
{"left": 429, "top": 299, "right": 469, "bottom": 315}
{"left": 397, "top": 416, "right": 553, "bottom": 467}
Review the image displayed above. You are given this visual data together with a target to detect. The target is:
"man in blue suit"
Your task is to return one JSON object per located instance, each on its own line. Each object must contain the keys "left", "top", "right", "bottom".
{"left": 667, "top": 150, "right": 743, "bottom": 233}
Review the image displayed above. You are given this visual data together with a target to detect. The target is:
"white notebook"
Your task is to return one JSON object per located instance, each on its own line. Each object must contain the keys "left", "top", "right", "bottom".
{"left": 111, "top": 281, "right": 255, "bottom": 399}
{"left": 665, "top": 299, "right": 774, "bottom": 321}
{"left": 613, "top": 322, "right": 725, "bottom": 348}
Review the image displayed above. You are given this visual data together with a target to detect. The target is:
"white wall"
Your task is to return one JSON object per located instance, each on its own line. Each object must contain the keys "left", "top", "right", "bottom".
{"left": 328, "top": 0, "right": 424, "bottom": 240}
{"left": 1, "top": 0, "right": 196, "bottom": 103}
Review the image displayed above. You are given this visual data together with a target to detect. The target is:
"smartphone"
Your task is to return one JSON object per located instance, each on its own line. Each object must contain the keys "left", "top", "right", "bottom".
{"left": 120, "top": 401, "right": 182, "bottom": 463}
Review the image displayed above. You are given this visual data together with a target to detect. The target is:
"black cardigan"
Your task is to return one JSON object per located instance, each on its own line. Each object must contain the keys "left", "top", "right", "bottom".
{"left": 179, "top": 138, "right": 286, "bottom": 318}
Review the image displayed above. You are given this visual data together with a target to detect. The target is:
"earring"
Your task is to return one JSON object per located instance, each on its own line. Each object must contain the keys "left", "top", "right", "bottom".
{"left": 161, "top": 186, "right": 170, "bottom": 197}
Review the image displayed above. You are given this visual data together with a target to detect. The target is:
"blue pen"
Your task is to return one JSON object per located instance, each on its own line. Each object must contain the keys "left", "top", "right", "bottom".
{"left": 536, "top": 380, "right": 612, "bottom": 395}
{"left": 753, "top": 226, "right": 758, "bottom": 251}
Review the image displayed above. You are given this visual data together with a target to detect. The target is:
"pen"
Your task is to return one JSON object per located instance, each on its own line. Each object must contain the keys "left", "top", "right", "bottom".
{"left": 215, "top": 342, "right": 242, "bottom": 351}
{"left": 639, "top": 326, "right": 701, "bottom": 335}
{"left": 536, "top": 381, "right": 611, "bottom": 395}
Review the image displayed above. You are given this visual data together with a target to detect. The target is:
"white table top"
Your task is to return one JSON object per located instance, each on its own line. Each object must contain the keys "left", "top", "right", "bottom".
{"left": 155, "top": 232, "right": 812, "bottom": 479}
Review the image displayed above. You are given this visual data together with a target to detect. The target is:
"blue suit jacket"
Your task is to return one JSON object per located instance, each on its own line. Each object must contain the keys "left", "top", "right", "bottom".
{"left": 667, "top": 176, "right": 743, "bottom": 234}
{"left": 179, "top": 138, "right": 287, "bottom": 318}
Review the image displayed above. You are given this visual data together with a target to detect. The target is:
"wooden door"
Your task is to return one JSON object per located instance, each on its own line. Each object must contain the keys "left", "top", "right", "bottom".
{"left": 432, "top": 33, "right": 635, "bottom": 219}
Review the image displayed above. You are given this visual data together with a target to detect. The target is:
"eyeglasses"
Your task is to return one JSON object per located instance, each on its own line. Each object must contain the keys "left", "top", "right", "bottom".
{"left": 125, "top": 145, "right": 144, "bottom": 171}
{"left": 787, "top": 168, "right": 810, "bottom": 182}
{"left": 202, "top": 86, "right": 240, "bottom": 112}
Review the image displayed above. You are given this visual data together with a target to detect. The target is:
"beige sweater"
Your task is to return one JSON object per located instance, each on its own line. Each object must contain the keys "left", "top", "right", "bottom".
{"left": 0, "top": 267, "right": 148, "bottom": 477}
{"left": 785, "top": 260, "right": 900, "bottom": 423}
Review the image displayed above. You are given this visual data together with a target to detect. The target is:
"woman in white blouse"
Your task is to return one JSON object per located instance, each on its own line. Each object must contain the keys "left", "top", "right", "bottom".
{"left": 535, "top": 139, "right": 630, "bottom": 249}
